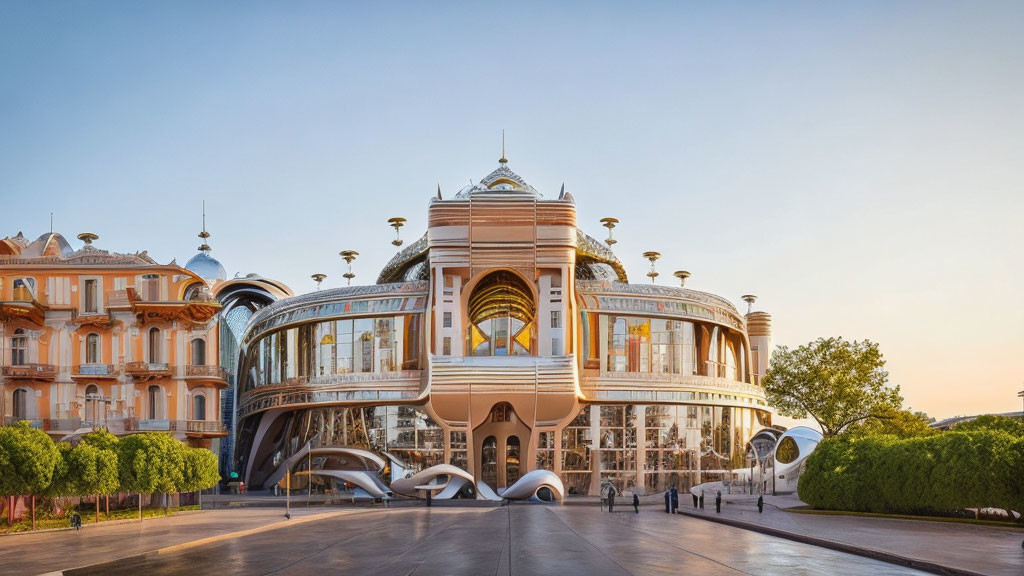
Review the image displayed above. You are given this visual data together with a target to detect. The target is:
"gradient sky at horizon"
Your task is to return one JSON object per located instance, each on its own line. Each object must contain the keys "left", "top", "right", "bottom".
{"left": 2, "top": 2, "right": 1022, "bottom": 422}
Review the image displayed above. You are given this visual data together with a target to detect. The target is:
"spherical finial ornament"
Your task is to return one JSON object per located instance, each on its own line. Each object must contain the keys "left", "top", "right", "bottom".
{"left": 741, "top": 294, "right": 758, "bottom": 314}
{"left": 643, "top": 251, "right": 661, "bottom": 283}
{"left": 600, "top": 217, "right": 619, "bottom": 246}
{"left": 77, "top": 232, "right": 99, "bottom": 245}
{"left": 673, "top": 270, "right": 691, "bottom": 287}
{"left": 311, "top": 273, "right": 327, "bottom": 290}
{"left": 388, "top": 217, "right": 407, "bottom": 247}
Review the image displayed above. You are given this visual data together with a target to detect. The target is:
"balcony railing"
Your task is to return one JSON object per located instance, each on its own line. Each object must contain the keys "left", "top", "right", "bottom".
{"left": 2, "top": 364, "right": 56, "bottom": 379}
{"left": 124, "top": 361, "right": 171, "bottom": 375}
{"left": 185, "top": 365, "right": 228, "bottom": 380}
{"left": 2, "top": 417, "right": 83, "bottom": 431}
{"left": 113, "top": 418, "right": 227, "bottom": 434}
{"left": 73, "top": 363, "right": 119, "bottom": 377}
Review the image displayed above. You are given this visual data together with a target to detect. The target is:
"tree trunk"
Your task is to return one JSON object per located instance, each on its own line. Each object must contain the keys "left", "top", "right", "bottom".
{"left": 7, "top": 495, "right": 13, "bottom": 527}
{"left": 31, "top": 495, "right": 36, "bottom": 531}
{"left": 105, "top": 495, "right": 109, "bottom": 518}
{"left": 95, "top": 495, "right": 100, "bottom": 524}
{"left": 138, "top": 493, "right": 142, "bottom": 522}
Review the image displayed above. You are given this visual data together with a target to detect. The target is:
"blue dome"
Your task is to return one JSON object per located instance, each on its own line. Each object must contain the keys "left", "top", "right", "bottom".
{"left": 185, "top": 251, "right": 227, "bottom": 281}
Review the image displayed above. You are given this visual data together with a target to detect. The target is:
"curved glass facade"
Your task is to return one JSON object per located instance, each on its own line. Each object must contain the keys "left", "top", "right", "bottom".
{"left": 233, "top": 158, "right": 776, "bottom": 498}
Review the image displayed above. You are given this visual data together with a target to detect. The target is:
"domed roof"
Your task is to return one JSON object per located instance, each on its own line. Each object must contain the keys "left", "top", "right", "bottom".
{"left": 186, "top": 251, "right": 226, "bottom": 282}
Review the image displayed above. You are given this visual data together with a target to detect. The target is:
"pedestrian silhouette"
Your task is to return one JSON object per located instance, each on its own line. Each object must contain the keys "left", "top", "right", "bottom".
{"left": 715, "top": 490, "right": 722, "bottom": 513}
{"left": 71, "top": 512, "right": 82, "bottom": 531}
{"left": 757, "top": 495, "right": 764, "bottom": 514}
{"left": 670, "top": 487, "right": 679, "bottom": 514}
{"left": 607, "top": 485, "right": 616, "bottom": 512}
{"left": 699, "top": 492, "right": 704, "bottom": 510}
{"left": 633, "top": 493, "right": 639, "bottom": 513}
{"left": 664, "top": 490, "right": 671, "bottom": 513}
{"left": 692, "top": 491, "right": 698, "bottom": 509}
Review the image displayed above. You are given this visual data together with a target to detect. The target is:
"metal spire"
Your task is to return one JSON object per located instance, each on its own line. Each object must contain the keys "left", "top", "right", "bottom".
{"left": 198, "top": 201, "right": 212, "bottom": 253}
{"left": 499, "top": 130, "right": 507, "bottom": 164}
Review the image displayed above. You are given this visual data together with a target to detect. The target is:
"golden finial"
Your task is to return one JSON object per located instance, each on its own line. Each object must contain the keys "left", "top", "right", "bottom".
{"left": 311, "top": 273, "right": 327, "bottom": 290}
{"left": 673, "top": 270, "right": 691, "bottom": 287}
{"left": 600, "top": 218, "right": 619, "bottom": 246}
{"left": 77, "top": 232, "right": 99, "bottom": 245}
{"left": 643, "top": 251, "right": 661, "bottom": 283}
{"left": 499, "top": 130, "right": 508, "bottom": 164}
{"left": 340, "top": 250, "right": 359, "bottom": 285}
{"left": 388, "top": 217, "right": 406, "bottom": 246}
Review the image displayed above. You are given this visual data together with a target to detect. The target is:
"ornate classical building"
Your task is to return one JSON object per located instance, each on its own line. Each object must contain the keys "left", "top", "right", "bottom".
{"left": 0, "top": 225, "right": 289, "bottom": 455}
{"left": 235, "top": 156, "right": 775, "bottom": 496}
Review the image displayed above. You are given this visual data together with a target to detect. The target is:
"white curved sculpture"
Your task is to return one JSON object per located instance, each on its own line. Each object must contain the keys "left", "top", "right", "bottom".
{"left": 772, "top": 426, "right": 823, "bottom": 494}
{"left": 497, "top": 469, "right": 564, "bottom": 502}
{"left": 298, "top": 469, "right": 392, "bottom": 499}
{"left": 266, "top": 446, "right": 390, "bottom": 499}
{"left": 389, "top": 464, "right": 477, "bottom": 499}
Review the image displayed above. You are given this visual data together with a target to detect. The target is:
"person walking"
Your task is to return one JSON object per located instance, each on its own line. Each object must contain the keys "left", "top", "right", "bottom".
{"left": 670, "top": 487, "right": 679, "bottom": 514}
{"left": 71, "top": 511, "right": 82, "bottom": 531}
{"left": 692, "top": 491, "right": 698, "bottom": 509}
{"left": 715, "top": 490, "right": 722, "bottom": 514}
{"left": 757, "top": 495, "right": 764, "bottom": 514}
{"left": 607, "top": 485, "right": 616, "bottom": 513}
{"left": 632, "top": 493, "right": 639, "bottom": 514}
{"left": 664, "top": 489, "right": 671, "bottom": 513}
{"left": 698, "top": 491, "right": 704, "bottom": 510}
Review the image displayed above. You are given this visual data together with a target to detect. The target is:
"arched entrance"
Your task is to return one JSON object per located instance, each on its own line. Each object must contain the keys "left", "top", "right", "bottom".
{"left": 473, "top": 402, "right": 532, "bottom": 490}
{"left": 467, "top": 271, "right": 535, "bottom": 356}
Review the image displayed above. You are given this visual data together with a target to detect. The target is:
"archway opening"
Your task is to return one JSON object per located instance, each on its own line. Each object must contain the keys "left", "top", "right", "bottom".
{"left": 467, "top": 271, "right": 534, "bottom": 356}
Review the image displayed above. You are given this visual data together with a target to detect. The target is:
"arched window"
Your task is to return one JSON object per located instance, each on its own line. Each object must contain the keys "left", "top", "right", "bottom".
{"left": 467, "top": 271, "right": 535, "bottom": 357}
{"left": 12, "top": 388, "right": 28, "bottom": 419}
{"left": 191, "top": 338, "right": 206, "bottom": 365}
{"left": 84, "top": 384, "right": 103, "bottom": 424}
{"left": 147, "top": 385, "right": 161, "bottom": 419}
{"left": 148, "top": 328, "right": 161, "bottom": 364}
{"left": 11, "top": 329, "right": 27, "bottom": 365}
{"left": 506, "top": 436, "right": 521, "bottom": 485}
{"left": 86, "top": 333, "right": 100, "bottom": 364}
{"left": 481, "top": 436, "right": 498, "bottom": 488}
{"left": 489, "top": 402, "right": 514, "bottom": 423}
{"left": 193, "top": 394, "right": 206, "bottom": 420}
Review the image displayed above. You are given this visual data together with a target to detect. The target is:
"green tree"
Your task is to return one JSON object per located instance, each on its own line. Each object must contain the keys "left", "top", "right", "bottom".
{"left": 847, "top": 408, "right": 937, "bottom": 438}
{"left": 80, "top": 428, "right": 120, "bottom": 452}
{"left": 953, "top": 415, "right": 1024, "bottom": 437}
{"left": 66, "top": 442, "right": 119, "bottom": 497}
{"left": 180, "top": 447, "right": 221, "bottom": 493}
{"left": 0, "top": 422, "right": 60, "bottom": 528}
{"left": 763, "top": 337, "right": 902, "bottom": 437}
{"left": 117, "top": 433, "right": 185, "bottom": 506}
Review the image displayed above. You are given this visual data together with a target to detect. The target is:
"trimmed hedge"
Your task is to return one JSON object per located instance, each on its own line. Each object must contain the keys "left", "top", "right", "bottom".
{"left": 799, "top": 431, "right": 1024, "bottom": 515}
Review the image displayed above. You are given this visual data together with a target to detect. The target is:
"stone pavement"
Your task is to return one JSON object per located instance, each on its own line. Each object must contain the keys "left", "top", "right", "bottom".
{"left": 0, "top": 507, "right": 356, "bottom": 575}
{"left": 677, "top": 491, "right": 1024, "bottom": 576}
{"left": 13, "top": 505, "right": 932, "bottom": 576}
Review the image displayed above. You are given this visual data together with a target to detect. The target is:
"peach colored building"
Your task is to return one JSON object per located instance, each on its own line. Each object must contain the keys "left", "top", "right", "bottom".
{"left": 0, "top": 231, "right": 228, "bottom": 448}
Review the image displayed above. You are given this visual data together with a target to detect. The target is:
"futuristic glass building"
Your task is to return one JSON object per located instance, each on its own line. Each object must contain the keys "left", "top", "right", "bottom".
{"left": 234, "top": 156, "right": 774, "bottom": 497}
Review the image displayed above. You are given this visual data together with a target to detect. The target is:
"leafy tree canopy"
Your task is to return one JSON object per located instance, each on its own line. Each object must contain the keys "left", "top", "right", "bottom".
{"left": 763, "top": 337, "right": 902, "bottom": 437}
{"left": 116, "top": 433, "right": 185, "bottom": 495}
{"left": 66, "top": 441, "right": 119, "bottom": 496}
{"left": 846, "top": 408, "right": 937, "bottom": 439}
{"left": 80, "top": 428, "right": 120, "bottom": 452}
{"left": 180, "top": 447, "right": 221, "bottom": 492}
{"left": 953, "top": 415, "right": 1024, "bottom": 437}
{"left": 0, "top": 422, "right": 59, "bottom": 496}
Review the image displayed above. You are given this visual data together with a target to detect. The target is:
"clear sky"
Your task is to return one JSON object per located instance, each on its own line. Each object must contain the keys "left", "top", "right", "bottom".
{"left": 2, "top": 2, "right": 1022, "bottom": 421}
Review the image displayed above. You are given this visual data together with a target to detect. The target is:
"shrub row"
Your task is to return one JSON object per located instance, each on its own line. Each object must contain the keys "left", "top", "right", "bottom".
{"left": 799, "top": 431, "right": 1024, "bottom": 515}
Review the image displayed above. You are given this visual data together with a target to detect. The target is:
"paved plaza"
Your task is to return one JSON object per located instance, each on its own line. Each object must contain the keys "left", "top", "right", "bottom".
{"left": 8, "top": 502, "right": 1016, "bottom": 576}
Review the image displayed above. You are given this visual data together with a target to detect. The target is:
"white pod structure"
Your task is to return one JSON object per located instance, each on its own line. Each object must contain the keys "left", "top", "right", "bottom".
{"left": 771, "top": 426, "right": 823, "bottom": 494}
{"left": 497, "top": 469, "right": 565, "bottom": 502}
{"left": 390, "top": 464, "right": 477, "bottom": 499}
